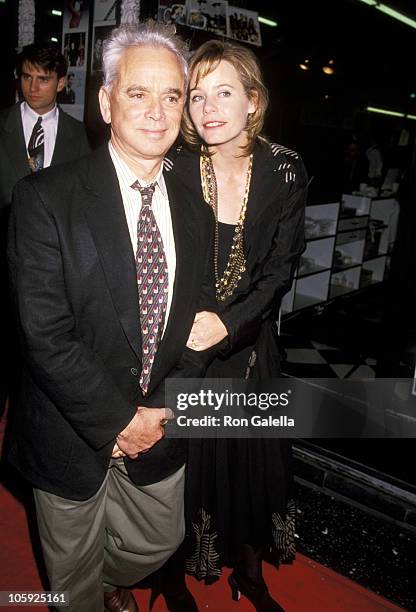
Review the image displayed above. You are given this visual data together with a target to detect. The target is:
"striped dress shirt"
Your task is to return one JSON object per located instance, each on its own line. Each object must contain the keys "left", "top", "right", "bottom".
{"left": 108, "top": 141, "right": 176, "bottom": 334}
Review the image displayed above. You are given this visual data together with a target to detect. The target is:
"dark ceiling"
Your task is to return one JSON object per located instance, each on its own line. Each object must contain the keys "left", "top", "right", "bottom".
{"left": 251, "top": 0, "right": 416, "bottom": 112}
{"left": 0, "top": 0, "right": 415, "bottom": 116}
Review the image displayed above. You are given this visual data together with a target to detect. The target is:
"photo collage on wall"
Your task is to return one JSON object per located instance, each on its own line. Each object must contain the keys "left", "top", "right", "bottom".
{"left": 60, "top": 0, "right": 90, "bottom": 120}
{"left": 158, "top": 0, "right": 261, "bottom": 46}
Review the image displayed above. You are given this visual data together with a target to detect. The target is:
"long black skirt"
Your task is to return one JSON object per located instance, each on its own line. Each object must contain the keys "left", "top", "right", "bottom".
{"left": 184, "top": 345, "right": 296, "bottom": 583}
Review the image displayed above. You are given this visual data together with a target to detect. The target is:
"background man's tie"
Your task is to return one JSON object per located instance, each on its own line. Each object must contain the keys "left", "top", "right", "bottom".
{"left": 27, "top": 116, "right": 44, "bottom": 172}
{"left": 132, "top": 181, "right": 169, "bottom": 395}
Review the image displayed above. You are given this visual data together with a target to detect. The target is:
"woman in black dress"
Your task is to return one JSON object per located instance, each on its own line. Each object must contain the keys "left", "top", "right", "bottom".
{"left": 167, "top": 40, "right": 307, "bottom": 611}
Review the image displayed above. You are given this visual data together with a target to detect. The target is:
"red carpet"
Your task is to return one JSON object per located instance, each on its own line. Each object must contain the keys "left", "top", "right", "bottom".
{"left": 0, "top": 413, "right": 405, "bottom": 611}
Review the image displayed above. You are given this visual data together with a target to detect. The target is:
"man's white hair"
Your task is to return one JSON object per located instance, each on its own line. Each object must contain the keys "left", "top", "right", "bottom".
{"left": 102, "top": 21, "right": 189, "bottom": 91}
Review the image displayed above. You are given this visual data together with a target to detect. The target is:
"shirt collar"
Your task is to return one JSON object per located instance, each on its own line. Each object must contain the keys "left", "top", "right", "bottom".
{"left": 108, "top": 141, "right": 168, "bottom": 199}
{"left": 22, "top": 101, "right": 58, "bottom": 125}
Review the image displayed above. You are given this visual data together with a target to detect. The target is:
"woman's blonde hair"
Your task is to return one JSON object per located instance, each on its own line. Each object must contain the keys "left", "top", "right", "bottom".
{"left": 181, "top": 40, "right": 269, "bottom": 156}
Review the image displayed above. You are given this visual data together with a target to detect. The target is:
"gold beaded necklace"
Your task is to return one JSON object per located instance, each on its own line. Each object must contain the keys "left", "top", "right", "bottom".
{"left": 200, "top": 150, "right": 253, "bottom": 302}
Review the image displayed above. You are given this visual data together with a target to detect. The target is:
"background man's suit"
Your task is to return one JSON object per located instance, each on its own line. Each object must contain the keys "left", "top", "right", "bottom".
{"left": 0, "top": 102, "right": 90, "bottom": 211}
{"left": 0, "top": 103, "right": 90, "bottom": 411}
{"left": 7, "top": 145, "right": 216, "bottom": 501}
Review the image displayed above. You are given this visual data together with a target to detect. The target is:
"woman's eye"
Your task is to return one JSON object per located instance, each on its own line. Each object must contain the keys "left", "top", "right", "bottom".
{"left": 191, "top": 94, "right": 203, "bottom": 103}
{"left": 219, "top": 90, "right": 231, "bottom": 97}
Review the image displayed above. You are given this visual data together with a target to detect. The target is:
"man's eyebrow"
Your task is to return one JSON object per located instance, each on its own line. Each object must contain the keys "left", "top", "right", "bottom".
{"left": 125, "top": 85, "right": 151, "bottom": 94}
{"left": 125, "top": 85, "right": 183, "bottom": 98}
{"left": 22, "top": 72, "right": 51, "bottom": 79}
{"left": 165, "top": 88, "right": 183, "bottom": 98}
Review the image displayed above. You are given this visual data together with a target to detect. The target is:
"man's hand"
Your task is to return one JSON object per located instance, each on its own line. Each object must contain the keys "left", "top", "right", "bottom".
{"left": 116, "top": 407, "right": 174, "bottom": 459}
{"left": 186, "top": 311, "right": 228, "bottom": 351}
{"left": 111, "top": 442, "right": 126, "bottom": 458}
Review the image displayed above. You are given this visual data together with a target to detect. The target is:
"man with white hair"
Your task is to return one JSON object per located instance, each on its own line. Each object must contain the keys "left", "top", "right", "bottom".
{"left": 8, "top": 22, "right": 216, "bottom": 611}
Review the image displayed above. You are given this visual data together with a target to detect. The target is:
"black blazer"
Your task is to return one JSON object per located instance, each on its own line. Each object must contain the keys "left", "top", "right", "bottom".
{"left": 168, "top": 139, "right": 308, "bottom": 373}
{"left": 0, "top": 103, "right": 90, "bottom": 211}
{"left": 7, "top": 146, "right": 217, "bottom": 500}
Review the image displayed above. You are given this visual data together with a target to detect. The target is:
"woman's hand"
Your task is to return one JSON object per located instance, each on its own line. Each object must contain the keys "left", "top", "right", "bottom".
{"left": 186, "top": 311, "right": 228, "bottom": 351}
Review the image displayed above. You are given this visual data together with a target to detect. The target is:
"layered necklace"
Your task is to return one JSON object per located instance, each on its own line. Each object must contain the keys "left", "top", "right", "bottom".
{"left": 200, "top": 149, "right": 253, "bottom": 302}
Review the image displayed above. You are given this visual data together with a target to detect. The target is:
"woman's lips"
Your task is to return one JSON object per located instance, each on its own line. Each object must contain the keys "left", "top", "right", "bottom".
{"left": 203, "top": 121, "right": 226, "bottom": 128}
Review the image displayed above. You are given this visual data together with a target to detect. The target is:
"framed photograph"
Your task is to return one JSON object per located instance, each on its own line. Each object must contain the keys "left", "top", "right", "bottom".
{"left": 57, "top": 68, "right": 86, "bottom": 106}
{"left": 63, "top": 32, "right": 87, "bottom": 67}
{"left": 158, "top": 0, "right": 188, "bottom": 25}
{"left": 91, "top": 24, "right": 114, "bottom": 72}
{"left": 227, "top": 6, "right": 261, "bottom": 46}
{"left": 187, "top": 0, "right": 228, "bottom": 36}
{"left": 63, "top": 0, "right": 90, "bottom": 31}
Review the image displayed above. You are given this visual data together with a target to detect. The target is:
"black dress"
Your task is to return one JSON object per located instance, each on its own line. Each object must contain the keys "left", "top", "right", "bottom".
{"left": 185, "top": 223, "right": 296, "bottom": 583}
{"left": 166, "top": 140, "right": 308, "bottom": 583}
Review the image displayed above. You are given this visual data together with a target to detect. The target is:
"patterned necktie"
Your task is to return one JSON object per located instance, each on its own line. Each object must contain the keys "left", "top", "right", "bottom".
{"left": 27, "top": 116, "right": 44, "bottom": 172}
{"left": 132, "top": 181, "right": 169, "bottom": 395}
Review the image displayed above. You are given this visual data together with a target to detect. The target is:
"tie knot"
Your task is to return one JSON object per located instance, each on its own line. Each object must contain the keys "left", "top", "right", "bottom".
{"left": 131, "top": 181, "right": 156, "bottom": 206}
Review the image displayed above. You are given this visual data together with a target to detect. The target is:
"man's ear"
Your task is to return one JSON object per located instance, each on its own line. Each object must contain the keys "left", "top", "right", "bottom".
{"left": 99, "top": 86, "right": 111, "bottom": 124}
{"left": 57, "top": 76, "right": 66, "bottom": 93}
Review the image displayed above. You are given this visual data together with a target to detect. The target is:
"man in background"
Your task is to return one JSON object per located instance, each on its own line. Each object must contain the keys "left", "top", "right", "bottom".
{"left": 0, "top": 43, "right": 89, "bottom": 207}
{"left": 0, "top": 43, "right": 89, "bottom": 413}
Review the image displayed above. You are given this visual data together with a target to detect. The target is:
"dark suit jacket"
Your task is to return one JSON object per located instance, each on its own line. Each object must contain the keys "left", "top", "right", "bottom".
{"left": 168, "top": 139, "right": 308, "bottom": 362}
{"left": 0, "top": 103, "right": 90, "bottom": 408}
{"left": 7, "top": 145, "right": 217, "bottom": 500}
{"left": 0, "top": 103, "right": 90, "bottom": 211}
